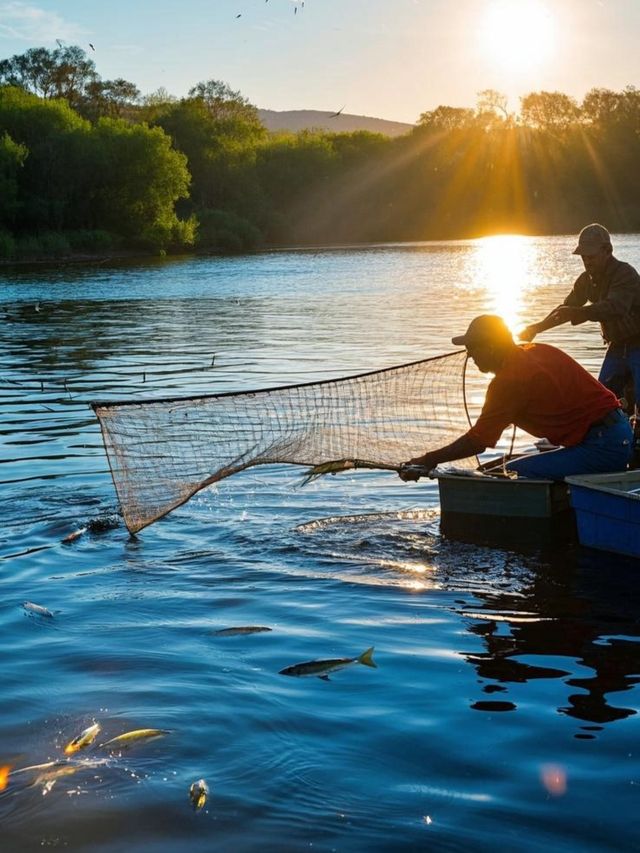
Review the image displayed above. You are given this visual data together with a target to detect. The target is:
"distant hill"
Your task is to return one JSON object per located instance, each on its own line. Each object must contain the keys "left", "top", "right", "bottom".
{"left": 258, "top": 109, "right": 414, "bottom": 137}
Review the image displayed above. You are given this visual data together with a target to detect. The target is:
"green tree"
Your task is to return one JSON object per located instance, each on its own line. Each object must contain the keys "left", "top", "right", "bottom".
{"left": 138, "top": 87, "right": 177, "bottom": 123}
{"left": 188, "top": 79, "right": 263, "bottom": 132}
{"left": 81, "top": 78, "right": 140, "bottom": 120}
{"left": 0, "top": 85, "right": 89, "bottom": 229}
{"left": 0, "top": 45, "right": 97, "bottom": 110}
{"left": 90, "top": 118, "right": 194, "bottom": 248}
{"left": 155, "top": 91, "right": 264, "bottom": 215}
{"left": 0, "top": 131, "right": 27, "bottom": 227}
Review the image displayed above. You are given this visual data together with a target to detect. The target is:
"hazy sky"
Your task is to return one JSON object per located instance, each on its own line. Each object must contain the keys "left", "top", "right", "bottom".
{"left": 0, "top": 0, "right": 638, "bottom": 123}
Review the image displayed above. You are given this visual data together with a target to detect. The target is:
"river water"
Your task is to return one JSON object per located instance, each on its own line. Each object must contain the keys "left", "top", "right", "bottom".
{"left": 1, "top": 236, "right": 639, "bottom": 852}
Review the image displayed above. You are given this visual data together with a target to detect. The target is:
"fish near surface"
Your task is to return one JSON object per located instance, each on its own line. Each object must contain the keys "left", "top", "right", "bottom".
{"left": 62, "top": 527, "right": 87, "bottom": 543}
{"left": 22, "top": 601, "right": 54, "bottom": 618}
{"left": 189, "top": 778, "right": 209, "bottom": 810}
{"left": 64, "top": 722, "right": 101, "bottom": 755}
{"left": 0, "top": 764, "right": 11, "bottom": 791}
{"left": 279, "top": 647, "right": 376, "bottom": 680}
{"left": 100, "top": 729, "right": 171, "bottom": 750}
{"left": 213, "top": 626, "right": 272, "bottom": 636}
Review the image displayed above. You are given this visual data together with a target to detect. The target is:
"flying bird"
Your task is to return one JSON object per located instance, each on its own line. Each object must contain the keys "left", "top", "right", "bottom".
{"left": 329, "top": 106, "right": 345, "bottom": 118}
{"left": 236, "top": 13, "right": 241, "bottom": 17}
{"left": 89, "top": 43, "right": 95, "bottom": 51}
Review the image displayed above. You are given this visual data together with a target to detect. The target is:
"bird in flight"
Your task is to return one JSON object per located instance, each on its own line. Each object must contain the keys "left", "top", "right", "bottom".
{"left": 329, "top": 106, "right": 345, "bottom": 118}
{"left": 89, "top": 43, "right": 95, "bottom": 51}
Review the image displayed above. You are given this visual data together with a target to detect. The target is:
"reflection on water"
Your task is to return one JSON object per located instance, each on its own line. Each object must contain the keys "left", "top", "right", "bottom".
{"left": 455, "top": 547, "right": 640, "bottom": 728}
{"left": 470, "top": 234, "right": 540, "bottom": 330}
{"left": 1, "top": 237, "right": 640, "bottom": 852}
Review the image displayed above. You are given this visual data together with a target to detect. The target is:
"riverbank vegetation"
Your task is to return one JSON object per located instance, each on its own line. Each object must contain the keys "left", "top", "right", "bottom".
{"left": 1, "top": 45, "right": 639, "bottom": 260}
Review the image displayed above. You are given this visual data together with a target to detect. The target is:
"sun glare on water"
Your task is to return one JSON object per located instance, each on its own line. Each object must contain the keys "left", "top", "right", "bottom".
{"left": 472, "top": 235, "right": 539, "bottom": 332}
{"left": 479, "top": 0, "right": 555, "bottom": 72}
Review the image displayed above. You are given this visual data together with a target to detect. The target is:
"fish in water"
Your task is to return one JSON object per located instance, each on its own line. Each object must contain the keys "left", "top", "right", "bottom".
{"left": 279, "top": 647, "right": 376, "bottom": 680}
{"left": 0, "top": 764, "right": 11, "bottom": 791}
{"left": 189, "top": 778, "right": 209, "bottom": 810}
{"left": 62, "top": 527, "right": 87, "bottom": 543}
{"left": 11, "top": 757, "right": 106, "bottom": 777}
{"left": 34, "top": 762, "right": 80, "bottom": 788}
{"left": 213, "top": 626, "right": 272, "bottom": 636}
{"left": 100, "top": 729, "right": 171, "bottom": 749}
{"left": 22, "top": 601, "right": 54, "bottom": 618}
{"left": 64, "top": 722, "right": 101, "bottom": 755}
{"left": 9, "top": 760, "right": 87, "bottom": 793}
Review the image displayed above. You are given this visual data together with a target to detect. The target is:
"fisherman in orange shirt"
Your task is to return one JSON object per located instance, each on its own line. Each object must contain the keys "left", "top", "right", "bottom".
{"left": 399, "top": 314, "right": 633, "bottom": 481}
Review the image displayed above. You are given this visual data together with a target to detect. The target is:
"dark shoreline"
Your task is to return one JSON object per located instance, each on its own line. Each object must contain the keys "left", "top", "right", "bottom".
{"left": 3, "top": 230, "right": 639, "bottom": 270}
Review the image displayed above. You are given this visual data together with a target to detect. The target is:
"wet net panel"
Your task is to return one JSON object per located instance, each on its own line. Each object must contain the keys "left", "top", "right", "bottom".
{"left": 93, "top": 351, "right": 475, "bottom": 533}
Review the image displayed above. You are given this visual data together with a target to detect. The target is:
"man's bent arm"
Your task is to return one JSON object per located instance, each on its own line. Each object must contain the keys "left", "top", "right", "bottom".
{"left": 520, "top": 304, "right": 590, "bottom": 341}
{"left": 400, "top": 435, "right": 483, "bottom": 480}
{"left": 520, "top": 276, "right": 589, "bottom": 341}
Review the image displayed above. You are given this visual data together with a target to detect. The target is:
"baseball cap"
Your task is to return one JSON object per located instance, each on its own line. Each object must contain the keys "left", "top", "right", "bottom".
{"left": 451, "top": 314, "right": 513, "bottom": 347}
{"left": 572, "top": 223, "right": 611, "bottom": 255}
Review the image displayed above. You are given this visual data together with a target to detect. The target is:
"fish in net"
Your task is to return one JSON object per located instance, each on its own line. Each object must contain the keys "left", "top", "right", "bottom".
{"left": 92, "top": 351, "right": 478, "bottom": 533}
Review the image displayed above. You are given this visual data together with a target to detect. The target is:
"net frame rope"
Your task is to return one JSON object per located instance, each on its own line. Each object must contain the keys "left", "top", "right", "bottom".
{"left": 93, "top": 351, "right": 475, "bottom": 533}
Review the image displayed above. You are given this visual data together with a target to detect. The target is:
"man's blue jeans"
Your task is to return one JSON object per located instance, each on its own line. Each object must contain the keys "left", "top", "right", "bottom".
{"left": 506, "top": 409, "right": 633, "bottom": 480}
{"left": 598, "top": 344, "right": 640, "bottom": 403}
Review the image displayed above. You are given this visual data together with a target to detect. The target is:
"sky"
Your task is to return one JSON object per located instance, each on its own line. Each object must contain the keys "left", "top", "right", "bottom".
{"left": 0, "top": 0, "right": 639, "bottom": 124}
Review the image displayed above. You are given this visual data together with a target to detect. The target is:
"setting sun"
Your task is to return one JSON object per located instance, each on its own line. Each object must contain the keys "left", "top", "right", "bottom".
{"left": 479, "top": 0, "right": 556, "bottom": 72}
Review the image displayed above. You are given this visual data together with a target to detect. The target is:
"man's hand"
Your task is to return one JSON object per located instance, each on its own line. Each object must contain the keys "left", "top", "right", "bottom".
{"left": 548, "top": 305, "right": 587, "bottom": 325}
{"left": 398, "top": 453, "right": 438, "bottom": 481}
{"left": 518, "top": 324, "right": 538, "bottom": 343}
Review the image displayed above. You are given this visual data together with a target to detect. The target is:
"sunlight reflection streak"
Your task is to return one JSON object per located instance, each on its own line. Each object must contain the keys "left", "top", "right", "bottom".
{"left": 470, "top": 235, "right": 538, "bottom": 330}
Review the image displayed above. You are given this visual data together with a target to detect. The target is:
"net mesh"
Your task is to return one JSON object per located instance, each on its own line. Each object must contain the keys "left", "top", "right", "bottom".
{"left": 93, "top": 351, "right": 476, "bottom": 533}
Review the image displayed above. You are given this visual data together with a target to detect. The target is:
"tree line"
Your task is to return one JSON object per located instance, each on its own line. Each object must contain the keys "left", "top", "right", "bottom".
{"left": 1, "top": 45, "right": 639, "bottom": 260}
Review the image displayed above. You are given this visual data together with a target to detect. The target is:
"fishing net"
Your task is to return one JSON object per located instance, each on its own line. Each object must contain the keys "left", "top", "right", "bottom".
{"left": 93, "top": 351, "right": 478, "bottom": 533}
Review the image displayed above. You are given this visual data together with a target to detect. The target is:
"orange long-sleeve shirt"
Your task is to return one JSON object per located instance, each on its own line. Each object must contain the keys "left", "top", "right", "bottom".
{"left": 466, "top": 343, "right": 619, "bottom": 450}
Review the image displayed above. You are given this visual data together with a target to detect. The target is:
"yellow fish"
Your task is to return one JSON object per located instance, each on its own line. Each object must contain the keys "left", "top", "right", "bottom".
{"left": 0, "top": 764, "right": 11, "bottom": 791}
{"left": 101, "top": 729, "right": 170, "bottom": 749}
{"left": 64, "top": 722, "right": 101, "bottom": 755}
{"left": 189, "top": 778, "right": 209, "bottom": 811}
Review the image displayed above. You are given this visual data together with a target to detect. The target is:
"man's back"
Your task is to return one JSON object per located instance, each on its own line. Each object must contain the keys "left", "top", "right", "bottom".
{"left": 468, "top": 343, "right": 619, "bottom": 449}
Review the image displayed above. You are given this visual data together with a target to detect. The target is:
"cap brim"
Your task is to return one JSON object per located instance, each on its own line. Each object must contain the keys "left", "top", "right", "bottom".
{"left": 451, "top": 334, "right": 467, "bottom": 346}
{"left": 573, "top": 243, "right": 602, "bottom": 255}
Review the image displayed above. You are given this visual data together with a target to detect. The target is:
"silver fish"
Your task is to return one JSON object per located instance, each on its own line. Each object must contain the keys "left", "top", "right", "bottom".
{"left": 22, "top": 601, "right": 54, "bottom": 618}
{"left": 279, "top": 647, "right": 376, "bottom": 680}
{"left": 213, "top": 626, "right": 272, "bottom": 636}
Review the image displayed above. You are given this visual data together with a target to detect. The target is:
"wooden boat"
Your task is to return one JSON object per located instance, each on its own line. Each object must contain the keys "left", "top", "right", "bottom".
{"left": 436, "top": 470, "right": 576, "bottom": 547}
